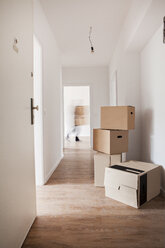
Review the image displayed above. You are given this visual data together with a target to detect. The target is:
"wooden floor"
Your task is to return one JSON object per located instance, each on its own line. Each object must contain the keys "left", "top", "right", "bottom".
{"left": 22, "top": 148, "right": 165, "bottom": 248}
{"left": 64, "top": 136, "right": 90, "bottom": 149}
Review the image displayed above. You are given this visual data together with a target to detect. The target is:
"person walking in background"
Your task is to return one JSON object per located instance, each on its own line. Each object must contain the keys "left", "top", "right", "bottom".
{"left": 66, "top": 105, "right": 89, "bottom": 142}
{"left": 66, "top": 125, "right": 81, "bottom": 142}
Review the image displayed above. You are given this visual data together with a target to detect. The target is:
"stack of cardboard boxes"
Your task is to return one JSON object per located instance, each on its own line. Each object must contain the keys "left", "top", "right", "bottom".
{"left": 75, "top": 105, "right": 89, "bottom": 126}
{"left": 93, "top": 106, "right": 134, "bottom": 187}
{"left": 93, "top": 106, "right": 161, "bottom": 208}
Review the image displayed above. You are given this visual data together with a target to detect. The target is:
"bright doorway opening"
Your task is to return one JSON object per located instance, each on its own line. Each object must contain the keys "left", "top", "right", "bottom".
{"left": 63, "top": 86, "right": 90, "bottom": 149}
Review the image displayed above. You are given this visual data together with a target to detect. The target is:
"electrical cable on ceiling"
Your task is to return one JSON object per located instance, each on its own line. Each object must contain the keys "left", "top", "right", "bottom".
{"left": 163, "top": 16, "right": 165, "bottom": 43}
{"left": 89, "top": 26, "right": 94, "bottom": 53}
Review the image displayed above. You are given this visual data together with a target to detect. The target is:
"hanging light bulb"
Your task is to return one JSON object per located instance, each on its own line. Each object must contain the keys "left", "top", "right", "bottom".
{"left": 89, "top": 26, "right": 95, "bottom": 53}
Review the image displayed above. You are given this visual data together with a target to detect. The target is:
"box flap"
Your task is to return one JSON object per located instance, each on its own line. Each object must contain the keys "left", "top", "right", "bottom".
{"left": 105, "top": 185, "right": 138, "bottom": 208}
{"left": 110, "top": 164, "right": 144, "bottom": 175}
{"left": 147, "top": 167, "right": 161, "bottom": 201}
{"left": 118, "top": 161, "right": 160, "bottom": 172}
{"left": 104, "top": 167, "right": 138, "bottom": 189}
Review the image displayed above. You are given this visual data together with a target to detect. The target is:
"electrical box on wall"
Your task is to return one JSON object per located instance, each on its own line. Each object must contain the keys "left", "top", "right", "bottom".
{"left": 13, "top": 38, "right": 18, "bottom": 53}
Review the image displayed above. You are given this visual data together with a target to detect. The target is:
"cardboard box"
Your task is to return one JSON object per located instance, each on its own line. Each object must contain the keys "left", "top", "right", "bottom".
{"left": 94, "top": 153, "right": 122, "bottom": 187}
{"left": 74, "top": 105, "right": 89, "bottom": 126}
{"left": 104, "top": 161, "right": 161, "bottom": 208}
{"left": 75, "top": 116, "right": 89, "bottom": 126}
{"left": 101, "top": 106, "right": 135, "bottom": 130}
{"left": 93, "top": 129, "right": 128, "bottom": 154}
{"left": 75, "top": 105, "right": 89, "bottom": 116}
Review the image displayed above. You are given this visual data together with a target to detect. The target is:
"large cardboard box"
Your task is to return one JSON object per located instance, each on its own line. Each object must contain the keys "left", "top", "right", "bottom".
{"left": 104, "top": 161, "right": 161, "bottom": 208}
{"left": 93, "top": 129, "right": 128, "bottom": 154}
{"left": 101, "top": 106, "right": 135, "bottom": 130}
{"left": 94, "top": 153, "right": 122, "bottom": 187}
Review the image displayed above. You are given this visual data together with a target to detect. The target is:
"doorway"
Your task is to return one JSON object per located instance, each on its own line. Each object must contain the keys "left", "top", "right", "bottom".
{"left": 33, "top": 35, "right": 44, "bottom": 185}
{"left": 63, "top": 86, "right": 90, "bottom": 149}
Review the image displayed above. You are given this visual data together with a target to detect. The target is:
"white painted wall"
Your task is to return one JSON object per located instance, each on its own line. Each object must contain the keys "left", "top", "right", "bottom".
{"left": 0, "top": 1, "right": 36, "bottom": 247}
{"left": 64, "top": 86, "right": 90, "bottom": 137}
{"left": 108, "top": 1, "right": 144, "bottom": 160}
{"left": 62, "top": 67, "right": 109, "bottom": 146}
{"left": 140, "top": 25, "right": 165, "bottom": 192}
{"left": 34, "top": 0, "right": 63, "bottom": 183}
{"left": 109, "top": 0, "right": 165, "bottom": 185}
{"left": 109, "top": 52, "right": 141, "bottom": 161}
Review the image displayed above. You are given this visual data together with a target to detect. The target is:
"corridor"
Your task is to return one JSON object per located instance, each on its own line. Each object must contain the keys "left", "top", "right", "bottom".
{"left": 23, "top": 148, "right": 165, "bottom": 248}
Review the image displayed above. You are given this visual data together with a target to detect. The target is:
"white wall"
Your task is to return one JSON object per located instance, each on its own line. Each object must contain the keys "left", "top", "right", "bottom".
{"left": 140, "top": 25, "right": 165, "bottom": 192}
{"left": 109, "top": 0, "right": 165, "bottom": 188}
{"left": 34, "top": 0, "right": 63, "bottom": 183}
{"left": 62, "top": 67, "right": 109, "bottom": 145}
{"left": 110, "top": 52, "right": 141, "bottom": 161}
{"left": 64, "top": 86, "right": 90, "bottom": 137}
{"left": 109, "top": 1, "right": 144, "bottom": 160}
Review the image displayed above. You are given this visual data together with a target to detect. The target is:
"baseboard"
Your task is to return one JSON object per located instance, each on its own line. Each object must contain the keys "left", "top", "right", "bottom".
{"left": 44, "top": 153, "right": 64, "bottom": 184}
{"left": 160, "top": 188, "right": 165, "bottom": 198}
{"left": 19, "top": 215, "right": 36, "bottom": 248}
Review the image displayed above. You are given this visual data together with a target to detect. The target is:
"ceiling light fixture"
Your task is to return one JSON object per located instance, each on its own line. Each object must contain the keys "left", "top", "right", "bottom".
{"left": 163, "top": 16, "right": 165, "bottom": 43}
{"left": 89, "top": 26, "right": 94, "bottom": 53}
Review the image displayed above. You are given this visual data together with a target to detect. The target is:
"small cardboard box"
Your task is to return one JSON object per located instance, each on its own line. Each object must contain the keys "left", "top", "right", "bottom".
{"left": 75, "top": 106, "right": 89, "bottom": 116}
{"left": 93, "top": 129, "right": 128, "bottom": 154}
{"left": 74, "top": 106, "right": 89, "bottom": 126}
{"left": 75, "top": 116, "right": 89, "bottom": 126}
{"left": 94, "top": 153, "right": 122, "bottom": 187}
{"left": 101, "top": 106, "right": 135, "bottom": 130}
{"left": 104, "top": 161, "right": 161, "bottom": 208}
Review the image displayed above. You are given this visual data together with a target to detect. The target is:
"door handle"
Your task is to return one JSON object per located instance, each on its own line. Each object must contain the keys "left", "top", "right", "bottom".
{"left": 31, "top": 98, "right": 39, "bottom": 125}
{"left": 33, "top": 105, "right": 39, "bottom": 111}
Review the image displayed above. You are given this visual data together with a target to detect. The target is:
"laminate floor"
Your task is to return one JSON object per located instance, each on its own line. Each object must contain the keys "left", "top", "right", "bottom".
{"left": 22, "top": 148, "right": 165, "bottom": 248}
{"left": 64, "top": 136, "right": 90, "bottom": 149}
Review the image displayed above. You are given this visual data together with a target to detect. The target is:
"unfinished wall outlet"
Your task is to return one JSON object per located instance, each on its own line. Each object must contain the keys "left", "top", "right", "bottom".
{"left": 13, "top": 38, "right": 18, "bottom": 53}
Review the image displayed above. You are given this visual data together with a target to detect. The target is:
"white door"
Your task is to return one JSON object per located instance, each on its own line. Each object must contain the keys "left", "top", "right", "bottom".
{"left": 33, "top": 36, "right": 44, "bottom": 186}
{"left": 0, "top": 1, "right": 36, "bottom": 248}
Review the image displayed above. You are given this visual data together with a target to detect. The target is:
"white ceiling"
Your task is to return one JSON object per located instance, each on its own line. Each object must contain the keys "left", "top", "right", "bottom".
{"left": 40, "top": 0, "right": 132, "bottom": 66}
